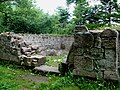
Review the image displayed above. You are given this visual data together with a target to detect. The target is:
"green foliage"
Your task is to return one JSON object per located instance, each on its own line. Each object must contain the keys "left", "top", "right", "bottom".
{"left": 86, "top": 23, "right": 104, "bottom": 30}
{"left": 50, "top": 7, "right": 74, "bottom": 35}
{"left": 98, "top": 25, "right": 120, "bottom": 30}
{"left": 37, "top": 73, "right": 118, "bottom": 90}
{"left": 66, "top": 0, "right": 84, "bottom": 5}
{"left": 0, "top": 60, "right": 39, "bottom": 90}
{"left": 99, "top": 0, "right": 120, "bottom": 26}
{"left": 38, "top": 73, "right": 75, "bottom": 90}
{"left": 56, "top": 7, "right": 70, "bottom": 24}
{"left": 0, "top": 0, "right": 73, "bottom": 35}
{"left": 0, "top": 0, "right": 55, "bottom": 34}
{"left": 46, "top": 51, "right": 67, "bottom": 67}
{"left": 67, "top": 0, "right": 120, "bottom": 29}
{"left": 0, "top": 57, "right": 120, "bottom": 90}
{"left": 72, "top": 0, "right": 89, "bottom": 25}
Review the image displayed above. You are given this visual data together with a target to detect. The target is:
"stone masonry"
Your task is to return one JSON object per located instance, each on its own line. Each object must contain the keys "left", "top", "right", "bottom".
{"left": 0, "top": 32, "right": 46, "bottom": 67}
{"left": 60, "top": 25, "right": 120, "bottom": 80}
{"left": 19, "top": 34, "right": 74, "bottom": 50}
{"left": 1, "top": 26, "right": 120, "bottom": 80}
{"left": 0, "top": 32, "right": 74, "bottom": 67}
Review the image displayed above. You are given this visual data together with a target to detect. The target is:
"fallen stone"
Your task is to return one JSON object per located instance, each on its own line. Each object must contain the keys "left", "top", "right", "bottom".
{"left": 18, "top": 55, "right": 46, "bottom": 67}
{"left": 34, "top": 65, "right": 60, "bottom": 73}
{"left": 21, "top": 47, "right": 31, "bottom": 53}
{"left": 31, "top": 45, "right": 39, "bottom": 50}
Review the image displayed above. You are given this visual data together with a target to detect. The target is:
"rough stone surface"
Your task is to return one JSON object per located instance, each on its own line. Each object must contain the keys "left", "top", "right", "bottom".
{"left": 20, "top": 34, "right": 74, "bottom": 51}
{"left": 1, "top": 26, "right": 120, "bottom": 80}
{"left": 34, "top": 65, "right": 60, "bottom": 73}
{"left": 61, "top": 25, "right": 120, "bottom": 80}
{"left": 0, "top": 32, "right": 73, "bottom": 67}
{"left": 0, "top": 32, "right": 46, "bottom": 67}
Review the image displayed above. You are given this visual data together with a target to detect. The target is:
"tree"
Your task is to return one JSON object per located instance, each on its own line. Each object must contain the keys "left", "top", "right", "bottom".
{"left": 100, "top": 0, "right": 119, "bottom": 26}
{"left": 0, "top": 0, "right": 55, "bottom": 34}
{"left": 66, "top": 0, "right": 80, "bottom": 5}
{"left": 56, "top": 7, "right": 70, "bottom": 28}
{"left": 0, "top": 0, "right": 14, "bottom": 3}
{"left": 0, "top": 0, "right": 74, "bottom": 34}
{"left": 49, "top": 7, "right": 74, "bottom": 35}
{"left": 73, "top": 0, "right": 90, "bottom": 25}
{"left": 66, "top": 0, "right": 120, "bottom": 29}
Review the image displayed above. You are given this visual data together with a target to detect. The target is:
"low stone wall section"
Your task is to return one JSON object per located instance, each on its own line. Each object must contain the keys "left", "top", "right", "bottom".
{"left": 18, "top": 34, "right": 74, "bottom": 50}
{"left": 60, "top": 26, "right": 120, "bottom": 80}
{"left": 0, "top": 33, "right": 74, "bottom": 66}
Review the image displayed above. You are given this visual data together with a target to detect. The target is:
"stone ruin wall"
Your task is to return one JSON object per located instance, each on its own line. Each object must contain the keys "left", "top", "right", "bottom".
{"left": 64, "top": 26, "right": 120, "bottom": 80}
{"left": 1, "top": 26, "right": 120, "bottom": 80}
{"left": 19, "top": 34, "right": 74, "bottom": 51}
{"left": 0, "top": 32, "right": 74, "bottom": 67}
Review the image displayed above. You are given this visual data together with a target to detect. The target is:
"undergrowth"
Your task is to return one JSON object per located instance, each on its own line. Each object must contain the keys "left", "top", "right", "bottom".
{"left": 45, "top": 51, "right": 67, "bottom": 67}
{"left": 98, "top": 25, "right": 120, "bottom": 30}
{"left": 0, "top": 56, "right": 120, "bottom": 90}
{"left": 38, "top": 72, "right": 119, "bottom": 90}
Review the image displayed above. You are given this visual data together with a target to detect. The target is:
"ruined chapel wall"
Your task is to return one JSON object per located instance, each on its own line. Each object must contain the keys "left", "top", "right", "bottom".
{"left": 0, "top": 33, "right": 21, "bottom": 62}
{"left": 65, "top": 26, "right": 120, "bottom": 80}
{"left": 0, "top": 33, "right": 46, "bottom": 66}
{"left": 0, "top": 33, "right": 74, "bottom": 62}
{"left": 18, "top": 34, "right": 74, "bottom": 50}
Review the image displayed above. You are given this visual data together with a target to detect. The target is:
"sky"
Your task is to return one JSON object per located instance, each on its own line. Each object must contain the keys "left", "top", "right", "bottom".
{"left": 34, "top": 0, "right": 68, "bottom": 14}
{"left": 34, "top": 0, "right": 120, "bottom": 15}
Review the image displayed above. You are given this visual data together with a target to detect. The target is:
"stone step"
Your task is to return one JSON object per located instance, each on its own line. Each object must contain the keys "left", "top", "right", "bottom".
{"left": 20, "top": 55, "right": 46, "bottom": 67}
{"left": 34, "top": 65, "right": 60, "bottom": 74}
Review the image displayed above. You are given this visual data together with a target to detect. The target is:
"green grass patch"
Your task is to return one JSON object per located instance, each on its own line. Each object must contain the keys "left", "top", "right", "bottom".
{"left": 0, "top": 56, "right": 120, "bottom": 90}
{"left": 45, "top": 52, "right": 67, "bottom": 67}
{"left": 37, "top": 73, "right": 118, "bottom": 90}
{"left": 98, "top": 25, "right": 120, "bottom": 30}
{"left": 0, "top": 60, "right": 42, "bottom": 90}
{"left": 45, "top": 56, "right": 64, "bottom": 67}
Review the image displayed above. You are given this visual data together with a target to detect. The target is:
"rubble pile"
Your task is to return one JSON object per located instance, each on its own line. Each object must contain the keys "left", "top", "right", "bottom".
{"left": 0, "top": 32, "right": 46, "bottom": 67}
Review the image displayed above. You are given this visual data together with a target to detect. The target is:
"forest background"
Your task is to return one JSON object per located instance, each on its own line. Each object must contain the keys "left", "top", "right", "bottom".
{"left": 0, "top": 0, "right": 120, "bottom": 35}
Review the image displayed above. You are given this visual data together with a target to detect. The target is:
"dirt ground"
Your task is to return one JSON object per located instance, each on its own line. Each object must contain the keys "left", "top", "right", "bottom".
{"left": 22, "top": 74, "right": 48, "bottom": 83}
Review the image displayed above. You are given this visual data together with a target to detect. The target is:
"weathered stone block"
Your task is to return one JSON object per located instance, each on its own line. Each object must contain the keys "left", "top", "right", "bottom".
{"left": 74, "top": 56, "right": 93, "bottom": 71}
{"left": 74, "top": 34, "right": 83, "bottom": 46}
{"left": 94, "top": 36, "right": 101, "bottom": 48}
{"left": 21, "top": 47, "right": 31, "bottom": 54}
{"left": 22, "top": 55, "right": 46, "bottom": 67}
{"left": 74, "top": 32, "right": 94, "bottom": 48}
{"left": 31, "top": 55, "right": 46, "bottom": 66}
{"left": 90, "top": 48, "right": 104, "bottom": 53}
{"left": 31, "top": 45, "right": 39, "bottom": 50}
{"left": 24, "top": 52, "right": 32, "bottom": 57}
{"left": 18, "top": 42, "right": 27, "bottom": 48}
{"left": 9, "top": 54, "right": 19, "bottom": 62}
{"left": 64, "top": 26, "right": 119, "bottom": 80}
{"left": 105, "top": 49, "right": 116, "bottom": 61}
{"left": 91, "top": 53, "right": 103, "bottom": 60}
{"left": 104, "top": 71, "right": 118, "bottom": 80}
{"left": 73, "top": 69, "right": 96, "bottom": 78}
{"left": 89, "top": 48, "right": 104, "bottom": 59}
{"left": 98, "top": 59, "right": 116, "bottom": 71}
{"left": 73, "top": 48, "right": 84, "bottom": 56}
{"left": 101, "top": 37, "right": 116, "bottom": 48}
{"left": 101, "top": 28, "right": 118, "bottom": 37}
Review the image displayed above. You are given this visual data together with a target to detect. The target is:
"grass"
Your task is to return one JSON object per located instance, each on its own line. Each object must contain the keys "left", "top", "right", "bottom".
{"left": 37, "top": 73, "right": 118, "bottom": 90}
{"left": 45, "top": 51, "right": 67, "bottom": 67}
{"left": 0, "top": 61, "right": 41, "bottom": 90}
{"left": 0, "top": 53, "right": 120, "bottom": 90}
{"left": 98, "top": 25, "right": 120, "bottom": 30}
